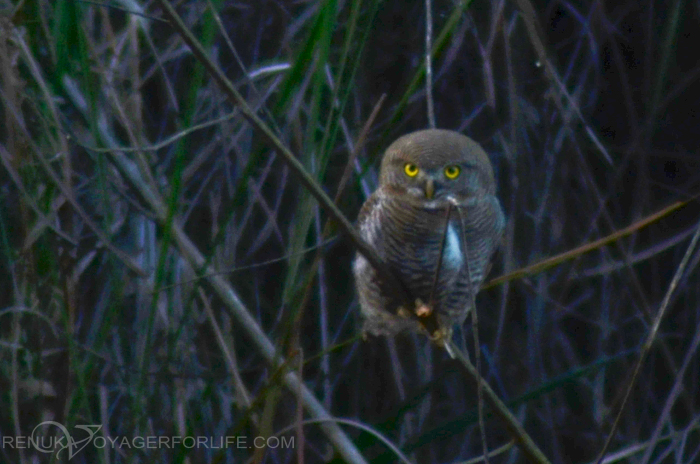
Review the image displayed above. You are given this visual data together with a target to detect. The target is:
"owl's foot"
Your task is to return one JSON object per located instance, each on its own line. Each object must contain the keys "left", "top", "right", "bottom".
{"left": 414, "top": 298, "right": 433, "bottom": 317}
{"left": 428, "top": 326, "right": 452, "bottom": 342}
{"left": 428, "top": 326, "right": 456, "bottom": 358}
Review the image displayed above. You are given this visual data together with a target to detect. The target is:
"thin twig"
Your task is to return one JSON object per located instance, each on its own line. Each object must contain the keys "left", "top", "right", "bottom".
{"left": 152, "top": 237, "right": 339, "bottom": 294}
{"left": 274, "top": 418, "right": 413, "bottom": 464}
{"left": 459, "top": 441, "right": 515, "bottom": 464}
{"left": 75, "top": 110, "right": 239, "bottom": 153}
{"left": 425, "top": 0, "right": 436, "bottom": 128}
{"left": 338, "top": 94, "right": 387, "bottom": 199}
{"left": 78, "top": 0, "right": 167, "bottom": 22}
{"left": 595, "top": 218, "right": 700, "bottom": 463}
{"left": 0, "top": 145, "right": 77, "bottom": 246}
{"left": 455, "top": 205, "right": 489, "bottom": 464}
{"left": 639, "top": 306, "right": 700, "bottom": 464}
{"left": 198, "top": 288, "right": 254, "bottom": 413}
{"left": 428, "top": 203, "right": 453, "bottom": 307}
{"left": 484, "top": 198, "right": 694, "bottom": 289}
{"left": 449, "top": 339, "right": 552, "bottom": 464}
{"left": 512, "top": 0, "right": 612, "bottom": 164}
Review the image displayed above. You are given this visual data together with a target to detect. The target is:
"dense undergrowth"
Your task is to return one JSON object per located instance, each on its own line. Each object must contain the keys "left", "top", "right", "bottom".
{"left": 1, "top": 0, "right": 699, "bottom": 463}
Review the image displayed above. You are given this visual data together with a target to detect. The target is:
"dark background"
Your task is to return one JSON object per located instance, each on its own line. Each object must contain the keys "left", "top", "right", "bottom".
{"left": 1, "top": 0, "right": 699, "bottom": 462}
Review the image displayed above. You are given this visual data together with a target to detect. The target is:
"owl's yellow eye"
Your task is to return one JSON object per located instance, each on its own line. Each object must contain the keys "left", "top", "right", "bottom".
{"left": 404, "top": 163, "right": 419, "bottom": 177}
{"left": 444, "top": 165, "right": 461, "bottom": 179}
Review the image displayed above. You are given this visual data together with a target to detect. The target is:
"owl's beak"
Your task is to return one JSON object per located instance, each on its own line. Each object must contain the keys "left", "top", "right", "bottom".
{"left": 424, "top": 178, "right": 435, "bottom": 199}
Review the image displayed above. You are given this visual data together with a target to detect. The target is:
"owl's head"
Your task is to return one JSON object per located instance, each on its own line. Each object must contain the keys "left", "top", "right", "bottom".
{"left": 379, "top": 129, "right": 497, "bottom": 202}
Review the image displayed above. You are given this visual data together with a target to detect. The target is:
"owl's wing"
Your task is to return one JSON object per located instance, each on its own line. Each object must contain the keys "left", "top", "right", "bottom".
{"left": 354, "top": 191, "right": 421, "bottom": 335}
{"left": 476, "top": 194, "right": 506, "bottom": 284}
{"left": 355, "top": 190, "right": 384, "bottom": 247}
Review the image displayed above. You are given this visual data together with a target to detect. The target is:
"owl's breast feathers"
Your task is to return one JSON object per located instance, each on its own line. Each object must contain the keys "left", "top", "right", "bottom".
{"left": 355, "top": 187, "right": 504, "bottom": 328}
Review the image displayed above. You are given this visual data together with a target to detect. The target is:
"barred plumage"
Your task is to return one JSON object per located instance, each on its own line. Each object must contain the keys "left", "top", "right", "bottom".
{"left": 354, "top": 129, "right": 505, "bottom": 338}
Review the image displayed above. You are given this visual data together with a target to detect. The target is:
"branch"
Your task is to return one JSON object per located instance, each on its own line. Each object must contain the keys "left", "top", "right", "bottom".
{"left": 449, "top": 340, "right": 552, "bottom": 464}
{"left": 484, "top": 198, "right": 694, "bottom": 289}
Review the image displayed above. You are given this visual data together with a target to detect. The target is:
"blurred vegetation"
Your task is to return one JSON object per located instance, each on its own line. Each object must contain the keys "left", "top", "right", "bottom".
{"left": 1, "top": 0, "right": 699, "bottom": 463}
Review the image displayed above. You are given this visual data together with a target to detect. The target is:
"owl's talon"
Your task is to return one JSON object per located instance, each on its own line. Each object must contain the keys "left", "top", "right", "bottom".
{"left": 414, "top": 298, "right": 432, "bottom": 317}
{"left": 428, "top": 326, "right": 452, "bottom": 343}
{"left": 428, "top": 327, "right": 456, "bottom": 357}
{"left": 415, "top": 305, "right": 431, "bottom": 316}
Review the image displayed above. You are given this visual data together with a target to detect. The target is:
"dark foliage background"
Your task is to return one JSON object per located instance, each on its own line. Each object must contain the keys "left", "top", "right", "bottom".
{"left": 1, "top": 0, "right": 699, "bottom": 463}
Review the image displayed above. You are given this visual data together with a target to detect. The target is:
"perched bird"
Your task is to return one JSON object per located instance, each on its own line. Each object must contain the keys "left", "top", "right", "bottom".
{"left": 353, "top": 129, "right": 505, "bottom": 340}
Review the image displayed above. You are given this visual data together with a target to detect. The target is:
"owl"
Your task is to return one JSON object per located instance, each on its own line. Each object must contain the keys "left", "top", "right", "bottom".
{"left": 353, "top": 129, "right": 505, "bottom": 340}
